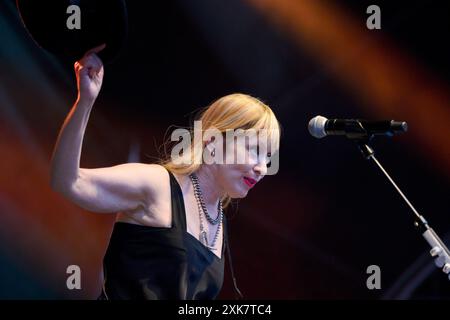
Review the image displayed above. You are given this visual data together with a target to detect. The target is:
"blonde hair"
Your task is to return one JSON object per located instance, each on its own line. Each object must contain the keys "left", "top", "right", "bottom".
{"left": 160, "top": 93, "right": 281, "bottom": 208}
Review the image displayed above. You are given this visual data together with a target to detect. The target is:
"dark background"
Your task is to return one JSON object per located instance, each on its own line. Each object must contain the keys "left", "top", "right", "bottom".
{"left": 0, "top": 0, "right": 449, "bottom": 299}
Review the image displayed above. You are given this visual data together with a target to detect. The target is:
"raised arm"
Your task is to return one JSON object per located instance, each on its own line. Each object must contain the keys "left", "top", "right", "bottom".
{"left": 50, "top": 45, "right": 105, "bottom": 192}
{"left": 50, "top": 45, "right": 154, "bottom": 214}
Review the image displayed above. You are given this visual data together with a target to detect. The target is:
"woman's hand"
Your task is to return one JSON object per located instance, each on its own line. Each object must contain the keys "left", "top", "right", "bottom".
{"left": 74, "top": 44, "right": 106, "bottom": 104}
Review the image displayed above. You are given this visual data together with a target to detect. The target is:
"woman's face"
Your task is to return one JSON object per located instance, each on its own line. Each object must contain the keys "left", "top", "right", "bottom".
{"left": 213, "top": 135, "right": 272, "bottom": 198}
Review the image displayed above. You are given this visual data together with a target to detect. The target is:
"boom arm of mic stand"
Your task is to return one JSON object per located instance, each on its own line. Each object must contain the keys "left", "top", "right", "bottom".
{"left": 356, "top": 140, "right": 450, "bottom": 280}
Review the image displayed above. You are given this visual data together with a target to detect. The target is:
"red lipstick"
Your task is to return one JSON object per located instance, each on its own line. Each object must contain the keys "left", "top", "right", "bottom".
{"left": 243, "top": 177, "right": 257, "bottom": 188}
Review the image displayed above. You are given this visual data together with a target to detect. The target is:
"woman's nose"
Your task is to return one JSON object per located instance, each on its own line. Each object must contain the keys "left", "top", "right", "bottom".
{"left": 253, "top": 160, "right": 267, "bottom": 176}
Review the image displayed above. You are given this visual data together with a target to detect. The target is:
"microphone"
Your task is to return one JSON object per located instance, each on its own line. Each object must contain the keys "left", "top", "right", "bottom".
{"left": 308, "top": 115, "right": 408, "bottom": 139}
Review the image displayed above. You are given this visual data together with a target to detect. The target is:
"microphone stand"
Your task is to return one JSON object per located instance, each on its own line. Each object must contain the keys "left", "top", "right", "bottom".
{"left": 355, "top": 138, "right": 450, "bottom": 280}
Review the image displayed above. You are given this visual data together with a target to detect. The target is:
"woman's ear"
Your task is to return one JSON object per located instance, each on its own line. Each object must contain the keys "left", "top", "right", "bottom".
{"left": 206, "top": 143, "right": 216, "bottom": 157}
{"left": 204, "top": 136, "right": 216, "bottom": 152}
{"left": 205, "top": 136, "right": 221, "bottom": 160}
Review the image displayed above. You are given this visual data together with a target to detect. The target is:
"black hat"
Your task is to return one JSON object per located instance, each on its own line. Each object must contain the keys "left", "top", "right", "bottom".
{"left": 16, "top": 0, "right": 128, "bottom": 64}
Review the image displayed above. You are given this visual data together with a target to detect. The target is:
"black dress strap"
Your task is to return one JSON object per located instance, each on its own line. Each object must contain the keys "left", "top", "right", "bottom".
{"left": 167, "top": 170, "right": 187, "bottom": 231}
{"left": 223, "top": 218, "right": 244, "bottom": 299}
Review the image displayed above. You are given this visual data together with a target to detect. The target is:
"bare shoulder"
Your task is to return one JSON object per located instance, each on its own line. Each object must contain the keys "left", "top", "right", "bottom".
{"left": 115, "top": 163, "right": 173, "bottom": 226}
{"left": 130, "top": 163, "right": 170, "bottom": 198}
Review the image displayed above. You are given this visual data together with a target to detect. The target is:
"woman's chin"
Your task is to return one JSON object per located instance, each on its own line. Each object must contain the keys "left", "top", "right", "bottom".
{"left": 228, "top": 188, "right": 249, "bottom": 199}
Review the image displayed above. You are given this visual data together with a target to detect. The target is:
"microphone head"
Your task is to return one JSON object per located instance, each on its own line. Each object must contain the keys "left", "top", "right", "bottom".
{"left": 308, "top": 115, "right": 328, "bottom": 138}
{"left": 390, "top": 121, "right": 408, "bottom": 133}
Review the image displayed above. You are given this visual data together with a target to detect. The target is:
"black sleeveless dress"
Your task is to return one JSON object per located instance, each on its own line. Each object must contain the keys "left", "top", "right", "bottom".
{"left": 98, "top": 170, "right": 226, "bottom": 300}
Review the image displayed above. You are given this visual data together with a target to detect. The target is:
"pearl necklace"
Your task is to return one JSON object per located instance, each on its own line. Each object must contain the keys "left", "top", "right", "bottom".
{"left": 189, "top": 173, "right": 223, "bottom": 250}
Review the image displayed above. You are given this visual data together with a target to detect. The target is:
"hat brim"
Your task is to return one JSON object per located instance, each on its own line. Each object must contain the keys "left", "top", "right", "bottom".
{"left": 17, "top": 0, "right": 128, "bottom": 64}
